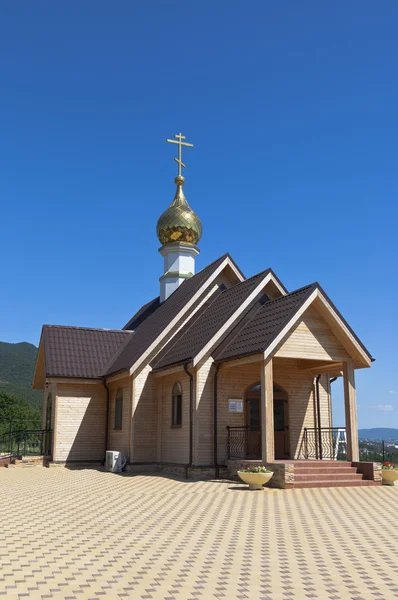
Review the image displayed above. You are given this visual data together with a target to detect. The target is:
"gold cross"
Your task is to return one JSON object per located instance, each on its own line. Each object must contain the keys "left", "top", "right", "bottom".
{"left": 166, "top": 132, "right": 194, "bottom": 177}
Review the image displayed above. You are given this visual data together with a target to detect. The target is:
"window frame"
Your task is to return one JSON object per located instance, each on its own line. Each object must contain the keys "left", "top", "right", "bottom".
{"left": 114, "top": 388, "right": 123, "bottom": 430}
{"left": 171, "top": 382, "right": 183, "bottom": 428}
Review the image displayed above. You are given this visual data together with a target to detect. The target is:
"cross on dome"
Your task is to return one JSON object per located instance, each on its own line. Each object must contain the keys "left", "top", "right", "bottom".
{"left": 166, "top": 132, "right": 194, "bottom": 177}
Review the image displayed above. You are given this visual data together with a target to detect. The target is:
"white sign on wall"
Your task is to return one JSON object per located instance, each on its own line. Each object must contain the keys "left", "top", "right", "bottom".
{"left": 229, "top": 399, "right": 243, "bottom": 413}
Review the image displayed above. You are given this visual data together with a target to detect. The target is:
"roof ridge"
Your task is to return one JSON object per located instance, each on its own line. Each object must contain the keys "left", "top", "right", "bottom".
{"left": 43, "top": 324, "right": 129, "bottom": 334}
{"left": 217, "top": 268, "right": 270, "bottom": 296}
{"left": 260, "top": 282, "right": 316, "bottom": 306}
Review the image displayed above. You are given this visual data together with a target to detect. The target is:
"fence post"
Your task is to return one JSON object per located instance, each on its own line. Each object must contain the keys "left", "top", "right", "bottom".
{"left": 304, "top": 428, "right": 307, "bottom": 459}
{"left": 382, "top": 440, "right": 385, "bottom": 462}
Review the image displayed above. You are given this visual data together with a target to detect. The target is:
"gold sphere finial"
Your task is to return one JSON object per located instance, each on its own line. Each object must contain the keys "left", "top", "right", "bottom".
{"left": 175, "top": 175, "right": 185, "bottom": 186}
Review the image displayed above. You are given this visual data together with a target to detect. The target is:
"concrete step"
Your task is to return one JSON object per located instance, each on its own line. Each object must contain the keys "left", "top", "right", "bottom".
{"left": 294, "top": 466, "right": 357, "bottom": 475}
{"left": 294, "top": 479, "right": 381, "bottom": 489}
{"left": 294, "top": 461, "right": 352, "bottom": 466}
{"left": 294, "top": 472, "right": 364, "bottom": 482}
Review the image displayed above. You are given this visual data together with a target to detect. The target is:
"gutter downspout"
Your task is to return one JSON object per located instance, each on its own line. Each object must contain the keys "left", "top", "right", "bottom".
{"left": 103, "top": 379, "right": 110, "bottom": 464}
{"left": 183, "top": 363, "right": 194, "bottom": 479}
{"left": 213, "top": 363, "right": 221, "bottom": 479}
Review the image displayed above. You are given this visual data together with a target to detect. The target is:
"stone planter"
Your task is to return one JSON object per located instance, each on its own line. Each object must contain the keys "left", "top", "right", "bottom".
{"left": 237, "top": 470, "right": 273, "bottom": 490}
{"left": 382, "top": 469, "right": 398, "bottom": 486}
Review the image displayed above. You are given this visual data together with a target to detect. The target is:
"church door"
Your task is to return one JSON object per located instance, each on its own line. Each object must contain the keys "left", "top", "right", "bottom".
{"left": 246, "top": 383, "right": 290, "bottom": 459}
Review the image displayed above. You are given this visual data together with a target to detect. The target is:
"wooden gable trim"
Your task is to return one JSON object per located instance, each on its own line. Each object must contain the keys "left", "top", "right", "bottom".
{"left": 312, "top": 292, "right": 372, "bottom": 366}
{"left": 265, "top": 289, "right": 371, "bottom": 367}
{"left": 192, "top": 272, "right": 277, "bottom": 367}
{"left": 32, "top": 335, "right": 45, "bottom": 389}
{"left": 129, "top": 256, "right": 244, "bottom": 375}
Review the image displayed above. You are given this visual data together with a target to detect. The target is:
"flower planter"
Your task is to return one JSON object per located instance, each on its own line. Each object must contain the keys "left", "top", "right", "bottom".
{"left": 382, "top": 470, "right": 398, "bottom": 486}
{"left": 237, "top": 470, "right": 273, "bottom": 490}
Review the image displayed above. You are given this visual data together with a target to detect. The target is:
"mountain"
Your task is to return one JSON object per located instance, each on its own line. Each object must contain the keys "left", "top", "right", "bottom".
{"left": 0, "top": 341, "right": 41, "bottom": 409}
{"left": 358, "top": 428, "right": 398, "bottom": 441}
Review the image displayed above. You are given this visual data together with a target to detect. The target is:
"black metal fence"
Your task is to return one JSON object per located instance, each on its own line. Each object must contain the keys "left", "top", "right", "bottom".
{"left": 301, "top": 427, "right": 347, "bottom": 460}
{"left": 226, "top": 426, "right": 261, "bottom": 459}
{"left": 226, "top": 426, "right": 348, "bottom": 461}
{"left": 0, "top": 429, "right": 52, "bottom": 458}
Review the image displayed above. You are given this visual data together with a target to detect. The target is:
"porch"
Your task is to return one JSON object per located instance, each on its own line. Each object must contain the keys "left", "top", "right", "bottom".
{"left": 216, "top": 355, "right": 381, "bottom": 488}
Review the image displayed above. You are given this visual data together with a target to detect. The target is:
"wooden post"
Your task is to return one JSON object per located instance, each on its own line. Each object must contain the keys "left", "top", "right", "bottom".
{"left": 129, "top": 376, "right": 136, "bottom": 462}
{"left": 261, "top": 358, "right": 274, "bottom": 463}
{"left": 343, "top": 360, "right": 359, "bottom": 462}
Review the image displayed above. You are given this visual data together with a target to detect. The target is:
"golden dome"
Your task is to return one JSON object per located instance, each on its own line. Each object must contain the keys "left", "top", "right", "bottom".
{"left": 157, "top": 175, "right": 202, "bottom": 246}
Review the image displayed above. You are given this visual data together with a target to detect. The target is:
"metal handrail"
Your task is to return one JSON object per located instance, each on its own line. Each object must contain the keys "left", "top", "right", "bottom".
{"left": 302, "top": 427, "right": 347, "bottom": 460}
{"left": 0, "top": 429, "right": 52, "bottom": 458}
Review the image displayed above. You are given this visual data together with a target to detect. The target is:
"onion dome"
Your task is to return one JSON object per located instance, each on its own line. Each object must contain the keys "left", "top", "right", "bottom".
{"left": 157, "top": 175, "right": 202, "bottom": 246}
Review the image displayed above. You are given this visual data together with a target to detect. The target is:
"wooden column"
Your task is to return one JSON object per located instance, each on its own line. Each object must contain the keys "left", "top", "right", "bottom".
{"left": 261, "top": 358, "right": 274, "bottom": 463}
{"left": 129, "top": 376, "right": 136, "bottom": 462}
{"left": 343, "top": 360, "right": 359, "bottom": 462}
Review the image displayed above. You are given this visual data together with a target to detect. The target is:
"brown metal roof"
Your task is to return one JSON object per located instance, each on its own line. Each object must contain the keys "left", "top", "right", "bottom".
{"left": 212, "top": 284, "right": 316, "bottom": 362}
{"left": 151, "top": 270, "right": 272, "bottom": 370}
{"left": 43, "top": 325, "right": 130, "bottom": 379}
{"left": 106, "top": 253, "right": 238, "bottom": 376}
{"left": 123, "top": 297, "right": 160, "bottom": 331}
{"left": 213, "top": 282, "right": 373, "bottom": 363}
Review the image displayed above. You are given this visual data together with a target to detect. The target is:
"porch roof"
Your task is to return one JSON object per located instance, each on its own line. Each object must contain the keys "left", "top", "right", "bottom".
{"left": 212, "top": 283, "right": 373, "bottom": 365}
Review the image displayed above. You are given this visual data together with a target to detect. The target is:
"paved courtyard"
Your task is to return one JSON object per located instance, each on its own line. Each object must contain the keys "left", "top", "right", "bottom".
{"left": 0, "top": 468, "right": 397, "bottom": 600}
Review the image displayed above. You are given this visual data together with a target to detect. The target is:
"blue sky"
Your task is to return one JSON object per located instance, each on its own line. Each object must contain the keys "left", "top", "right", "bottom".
{"left": 0, "top": 2, "right": 397, "bottom": 428}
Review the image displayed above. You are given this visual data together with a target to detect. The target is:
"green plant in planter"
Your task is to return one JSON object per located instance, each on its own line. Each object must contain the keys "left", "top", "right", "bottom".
{"left": 382, "top": 461, "right": 398, "bottom": 470}
{"left": 238, "top": 465, "right": 272, "bottom": 474}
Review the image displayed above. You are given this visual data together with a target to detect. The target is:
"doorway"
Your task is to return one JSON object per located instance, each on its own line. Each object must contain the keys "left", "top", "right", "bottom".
{"left": 246, "top": 383, "right": 290, "bottom": 459}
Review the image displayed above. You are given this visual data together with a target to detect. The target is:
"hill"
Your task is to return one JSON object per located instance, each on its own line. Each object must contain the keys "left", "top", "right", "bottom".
{"left": 0, "top": 341, "right": 41, "bottom": 409}
{"left": 358, "top": 428, "right": 398, "bottom": 441}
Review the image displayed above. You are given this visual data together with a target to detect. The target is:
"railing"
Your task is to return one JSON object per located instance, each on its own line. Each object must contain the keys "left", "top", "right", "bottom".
{"left": 226, "top": 426, "right": 261, "bottom": 459}
{"left": 0, "top": 429, "right": 52, "bottom": 458}
{"left": 302, "top": 427, "right": 347, "bottom": 460}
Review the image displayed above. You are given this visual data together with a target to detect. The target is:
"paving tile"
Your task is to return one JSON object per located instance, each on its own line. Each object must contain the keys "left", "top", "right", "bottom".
{"left": 0, "top": 468, "right": 397, "bottom": 599}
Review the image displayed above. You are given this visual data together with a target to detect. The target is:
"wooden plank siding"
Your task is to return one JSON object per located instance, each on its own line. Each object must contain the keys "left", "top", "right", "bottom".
{"left": 195, "top": 358, "right": 214, "bottom": 465}
{"left": 132, "top": 366, "right": 157, "bottom": 462}
{"left": 275, "top": 305, "right": 351, "bottom": 361}
{"left": 159, "top": 371, "right": 190, "bottom": 464}
{"left": 55, "top": 383, "right": 107, "bottom": 462}
{"left": 107, "top": 377, "right": 131, "bottom": 458}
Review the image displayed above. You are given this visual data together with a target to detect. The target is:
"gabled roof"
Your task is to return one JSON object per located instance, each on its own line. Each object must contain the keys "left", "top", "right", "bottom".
{"left": 151, "top": 270, "right": 272, "bottom": 371}
{"left": 40, "top": 325, "right": 130, "bottom": 379}
{"left": 106, "top": 253, "right": 244, "bottom": 376}
{"left": 213, "top": 284, "right": 317, "bottom": 362}
{"left": 213, "top": 283, "right": 373, "bottom": 364}
{"left": 123, "top": 296, "right": 160, "bottom": 331}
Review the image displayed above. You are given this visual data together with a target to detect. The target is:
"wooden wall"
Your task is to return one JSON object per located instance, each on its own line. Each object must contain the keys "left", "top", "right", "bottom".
{"left": 158, "top": 370, "right": 190, "bottom": 464}
{"left": 55, "top": 383, "right": 107, "bottom": 462}
{"left": 107, "top": 377, "right": 131, "bottom": 458}
{"left": 275, "top": 305, "right": 351, "bottom": 361}
{"left": 133, "top": 366, "right": 157, "bottom": 462}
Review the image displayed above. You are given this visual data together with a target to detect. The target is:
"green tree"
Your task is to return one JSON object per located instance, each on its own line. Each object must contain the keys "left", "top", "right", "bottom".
{"left": 0, "top": 391, "right": 41, "bottom": 436}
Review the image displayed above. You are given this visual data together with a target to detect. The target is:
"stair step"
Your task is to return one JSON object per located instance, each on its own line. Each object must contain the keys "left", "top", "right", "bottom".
{"left": 295, "top": 473, "right": 363, "bottom": 482}
{"left": 294, "top": 461, "right": 352, "bottom": 466}
{"left": 294, "top": 467, "right": 357, "bottom": 475}
{"left": 294, "top": 479, "right": 381, "bottom": 489}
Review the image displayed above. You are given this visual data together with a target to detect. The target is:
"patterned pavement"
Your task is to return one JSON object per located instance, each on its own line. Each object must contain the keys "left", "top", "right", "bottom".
{"left": 0, "top": 468, "right": 397, "bottom": 600}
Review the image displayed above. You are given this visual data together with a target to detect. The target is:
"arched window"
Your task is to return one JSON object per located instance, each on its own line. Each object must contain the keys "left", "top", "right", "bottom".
{"left": 171, "top": 382, "right": 182, "bottom": 427}
{"left": 114, "top": 388, "right": 123, "bottom": 430}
